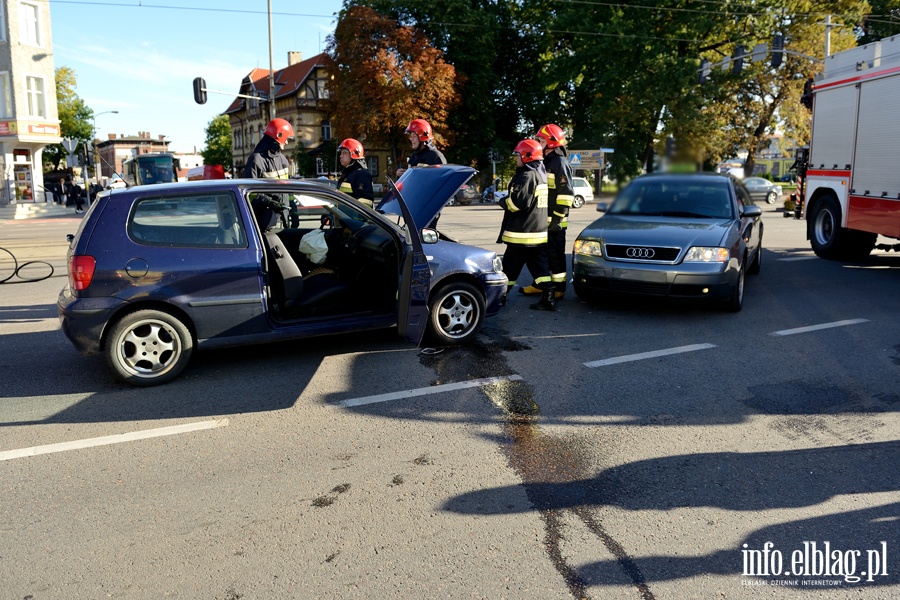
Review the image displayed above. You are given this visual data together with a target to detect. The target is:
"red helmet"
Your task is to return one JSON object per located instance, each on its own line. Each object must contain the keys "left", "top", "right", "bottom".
{"left": 535, "top": 123, "right": 566, "bottom": 148}
{"left": 404, "top": 119, "right": 432, "bottom": 142}
{"left": 264, "top": 118, "right": 294, "bottom": 143}
{"left": 514, "top": 139, "right": 543, "bottom": 163}
{"left": 338, "top": 138, "right": 365, "bottom": 159}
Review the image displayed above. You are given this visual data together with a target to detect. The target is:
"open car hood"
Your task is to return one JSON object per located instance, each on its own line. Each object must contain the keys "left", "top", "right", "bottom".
{"left": 377, "top": 164, "right": 475, "bottom": 229}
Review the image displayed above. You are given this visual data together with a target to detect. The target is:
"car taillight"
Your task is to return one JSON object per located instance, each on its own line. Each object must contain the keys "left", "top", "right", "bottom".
{"left": 69, "top": 255, "right": 96, "bottom": 291}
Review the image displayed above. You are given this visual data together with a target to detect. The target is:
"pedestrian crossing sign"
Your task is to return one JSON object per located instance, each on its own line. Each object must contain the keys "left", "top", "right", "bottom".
{"left": 569, "top": 153, "right": 582, "bottom": 165}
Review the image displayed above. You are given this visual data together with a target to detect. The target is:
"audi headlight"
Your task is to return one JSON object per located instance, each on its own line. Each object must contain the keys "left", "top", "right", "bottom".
{"left": 493, "top": 255, "right": 504, "bottom": 272}
{"left": 684, "top": 247, "right": 729, "bottom": 262}
{"left": 574, "top": 239, "right": 603, "bottom": 257}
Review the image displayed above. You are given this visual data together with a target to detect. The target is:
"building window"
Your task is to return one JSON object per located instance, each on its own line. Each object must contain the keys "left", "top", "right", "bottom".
{"left": 19, "top": 2, "right": 41, "bottom": 47}
{"left": 316, "top": 79, "right": 329, "bottom": 100}
{"left": 321, "top": 120, "right": 332, "bottom": 141}
{"left": 0, "top": 3, "right": 7, "bottom": 42}
{"left": 366, "top": 156, "right": 379, "bottom": 178}
{"left": 26, "top": 75, "right": 45, "bottom": 118}
{"left": 0, "top": 72, "right": 10, "bottom": 118}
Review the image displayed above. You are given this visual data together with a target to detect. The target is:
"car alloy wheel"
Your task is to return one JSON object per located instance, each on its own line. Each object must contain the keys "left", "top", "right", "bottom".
{"left": 572, "top": 196, "right": 585, "bottom": 208}
{"left": 428, "top": 282, "right": 485, "bottom": 344}
{"left": 106, "top": 309, "right": 193, "bottom": 386}
{"left": 766, "top": 191, "right": 777, "bottom": 204}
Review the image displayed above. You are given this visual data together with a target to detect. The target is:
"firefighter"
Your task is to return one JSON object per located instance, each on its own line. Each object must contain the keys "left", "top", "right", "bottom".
{"left": 336, "top": 138, "right": 375, "bottom": 207}
{"left": 396, "top": 119, "right": 446, "bottom": 177}
{"left": 520, "top": 123, "right": 574, "bottom": 300}
{"left": 243, "top": 118, "right": 293, "bottom": 179}
{"left": 498, "top": 139, "right": 555, "bottom": 311}
{"left": 398, "top": 118, "right": 447, "bottom": 227}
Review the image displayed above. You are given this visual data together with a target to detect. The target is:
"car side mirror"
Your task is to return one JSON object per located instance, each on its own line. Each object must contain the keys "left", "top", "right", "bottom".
{"left": 596, "top": 202, "right": 608, "bottom": 213}
{"left": 421, "top": 229, "right": 439, "bottom": 244}
{"left": 66, "top": 234, "right": 74, "bottom": 243}
{"left": 742, "top": 205, "right": 762, "bottom": 218}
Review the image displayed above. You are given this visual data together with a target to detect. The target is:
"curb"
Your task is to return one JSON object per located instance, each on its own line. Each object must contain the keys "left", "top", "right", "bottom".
{"left": 0, "top": 202, "right": 79, "bottom": 220}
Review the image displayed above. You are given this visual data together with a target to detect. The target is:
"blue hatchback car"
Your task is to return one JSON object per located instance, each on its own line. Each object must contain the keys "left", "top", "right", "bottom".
{"left": 59, "top": 165, "right": 507, "bottom": 386}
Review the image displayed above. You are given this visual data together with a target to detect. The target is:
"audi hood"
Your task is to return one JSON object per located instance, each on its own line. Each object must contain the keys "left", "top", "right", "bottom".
{"left": 578, "top": 215, "right": 734, "bottom": 250}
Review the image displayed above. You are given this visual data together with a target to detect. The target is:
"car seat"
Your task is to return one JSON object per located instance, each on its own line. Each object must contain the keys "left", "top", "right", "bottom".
{"left": 258, "top": 203, "right": 353, "bottom": 318}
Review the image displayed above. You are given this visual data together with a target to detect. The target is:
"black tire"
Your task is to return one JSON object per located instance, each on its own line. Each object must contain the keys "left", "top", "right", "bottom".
{"left": 427, "top": 281, "right": 485, "bottom": 345}
{"left": 572, "top": 196, "right": 585, "bottom": 209}
{"left": 106, "top": 309, "right": 193, "bottom": 386}
{"left": 748, "top": 245, "right": 762, "bottom": 275}
{"left": 722, "top": 263, "right": 745, "bottom": 312}
{"left": 766, "top": 191, "right": 777, "bottom": 204}
{"left": 810, "top": 196, "right": 875, "bottom": 260}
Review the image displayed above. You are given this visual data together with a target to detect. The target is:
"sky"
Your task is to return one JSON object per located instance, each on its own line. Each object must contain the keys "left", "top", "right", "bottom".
{"left": 48, "top": 0, "right": 345, "bottom": 153}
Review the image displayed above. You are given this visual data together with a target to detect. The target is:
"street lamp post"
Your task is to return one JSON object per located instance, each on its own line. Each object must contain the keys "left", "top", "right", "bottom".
{"left": 91, "top": 110, "right": 118, "bottom": 184}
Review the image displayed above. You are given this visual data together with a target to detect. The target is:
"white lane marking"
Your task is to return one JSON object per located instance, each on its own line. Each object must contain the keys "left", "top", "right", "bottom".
{"left": 584, "top": 343, "right": 717, "bottom": 368}
{"left": 339, "top": 375, "right": 524, "bottom": 408}
{"left": 0, "top": 419, "right": 229, "bottom": 462}
{"left": 778, "top": 256, "right": 818, "bottom": 262}
{"left": 770, "top": 318, "right": 869, "bottom": 336}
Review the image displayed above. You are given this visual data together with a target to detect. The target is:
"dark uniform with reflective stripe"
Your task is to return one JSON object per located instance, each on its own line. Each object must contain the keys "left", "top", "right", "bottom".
{"left": 497, "top": 161, "right": 551, "bottom": 292}
{"left": 243, "top": 135, "right": 290, "bottom": 179}
{"left": 407, "top": 141, "right": 446, "bottom": 227}
{"left": 337, "top": 161, "right": 374, "bottom": 207}
{"left": 544, "top": 146, "right": 574, "bottom": 293}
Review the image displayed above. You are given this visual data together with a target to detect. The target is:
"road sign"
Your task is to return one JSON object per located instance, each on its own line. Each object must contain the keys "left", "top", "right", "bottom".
{"left": 62, "top": 138, "right": 78, "bottom": 154}
{"left": 569, "top": 153, "right": 582, "bottom": 166}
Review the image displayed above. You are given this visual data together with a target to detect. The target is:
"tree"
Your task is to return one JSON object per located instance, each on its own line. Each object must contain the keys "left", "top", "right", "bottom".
{"left": 44, "top": 67, "right": 93, "bottom": 171}
{"left": 859, "top": 0, "right": 900, "bottom": 44}
{"left": 200, "top": 114, "right": 233, "bottom": 174}
{"left": 353, "top": 0, "right": 539, "bottom": 174}
{"left": 324, "top": 5, "right": 460, "bottom": 169}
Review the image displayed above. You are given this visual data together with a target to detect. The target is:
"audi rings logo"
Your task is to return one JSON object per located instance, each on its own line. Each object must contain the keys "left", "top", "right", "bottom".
{"left": 626, "top": 247, "right": 656, "bottom": 259}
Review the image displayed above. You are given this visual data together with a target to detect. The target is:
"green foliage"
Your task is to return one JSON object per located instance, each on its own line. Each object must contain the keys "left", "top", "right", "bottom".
{"left": 200, "top": 114, "right": 234, "bottom": 174}
{"left": 319, "top": 1, "right": 883, "bottom": 180}
{"left": 43, "top": 67, "right": 93, "bottom": 171}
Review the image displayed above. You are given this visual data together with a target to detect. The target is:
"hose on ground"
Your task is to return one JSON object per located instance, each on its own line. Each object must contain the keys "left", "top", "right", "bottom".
{"left": 0, "top": 246, "right": 55, "bottom": 283}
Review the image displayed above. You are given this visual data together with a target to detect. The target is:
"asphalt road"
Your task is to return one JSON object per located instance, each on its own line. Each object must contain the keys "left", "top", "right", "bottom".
{"left": 1, "top": 202, "right": 898, "bottom": 599}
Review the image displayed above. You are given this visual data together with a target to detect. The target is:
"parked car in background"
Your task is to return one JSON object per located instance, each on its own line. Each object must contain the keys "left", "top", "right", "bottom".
{"left": 572, "top": 177, "right": 594, "bottom": 208}
{"left": 742, "top": 177, "right": 783, "bottom": 204}
{"left": 453, "top": 183, "right": 479, "bottom": 205}
{"left": 58, "top": 166, "right": 507, "bottom": 386}
{"left": 572, "top": 172, "right": 763, "bottom": 311}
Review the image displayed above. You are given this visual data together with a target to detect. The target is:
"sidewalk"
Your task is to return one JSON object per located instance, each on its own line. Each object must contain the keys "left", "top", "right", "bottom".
{"left": 0, "top": 202, "right": 82, "bottom": 220}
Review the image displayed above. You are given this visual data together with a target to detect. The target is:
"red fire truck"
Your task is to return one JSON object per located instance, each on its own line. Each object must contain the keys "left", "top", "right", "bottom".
{"left": 803, "top": 35, "right": 900, "bottom": 259}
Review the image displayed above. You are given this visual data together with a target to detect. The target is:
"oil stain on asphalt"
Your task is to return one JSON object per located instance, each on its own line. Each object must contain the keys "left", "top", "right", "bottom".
{"left": 420, "top": 326, "right": 655, "bottom": 600}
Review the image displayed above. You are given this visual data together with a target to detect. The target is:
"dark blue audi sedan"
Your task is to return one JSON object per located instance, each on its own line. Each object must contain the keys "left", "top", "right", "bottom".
{"left": 59, "top": 165, "right": 507, "bottom": 386}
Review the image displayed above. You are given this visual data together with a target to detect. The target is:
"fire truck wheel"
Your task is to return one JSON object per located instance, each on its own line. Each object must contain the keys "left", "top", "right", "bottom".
{"left": 811, "top": 196, "right": 875, "bottom": 260}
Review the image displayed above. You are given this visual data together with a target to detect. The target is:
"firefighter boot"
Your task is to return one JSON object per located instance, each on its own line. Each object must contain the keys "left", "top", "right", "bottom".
{"left": 530, "top": 288, "right": 557, "bottom": 311}
{"left": 518, "top": 284, "right": 542, "bottom": 295}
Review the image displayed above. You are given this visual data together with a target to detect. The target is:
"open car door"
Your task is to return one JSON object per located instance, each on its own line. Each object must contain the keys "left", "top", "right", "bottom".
{"left": 391, "top": 181, "right": 430, "bottom": 345}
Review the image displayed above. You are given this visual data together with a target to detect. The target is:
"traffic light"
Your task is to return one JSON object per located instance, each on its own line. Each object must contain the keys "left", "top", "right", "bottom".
{"left": 193, "top": 77, "right": 207, "bottom": 105}
{"left": 772, "top": 34, "right": 784, "bottom": 68}
{"left": 732, "top": 45, "right": 744, "bottom": 75}
{"left": 698, "top": 58, "right": 711, "bottom": 84}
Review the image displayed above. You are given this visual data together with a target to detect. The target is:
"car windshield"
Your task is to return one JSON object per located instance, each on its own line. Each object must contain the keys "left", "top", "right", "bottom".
{"left": 607, "top": 179, "right": 733, "bottom": 219}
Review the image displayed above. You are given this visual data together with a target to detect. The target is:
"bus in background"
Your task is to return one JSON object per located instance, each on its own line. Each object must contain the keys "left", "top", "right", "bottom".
{"left": 121, "top": 152, "right": 179, "bottom": 186}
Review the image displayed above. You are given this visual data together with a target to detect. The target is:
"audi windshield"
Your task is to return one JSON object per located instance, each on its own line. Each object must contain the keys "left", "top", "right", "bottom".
{"left": 607, "top": 179, "right": 734, "bottom": 220}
